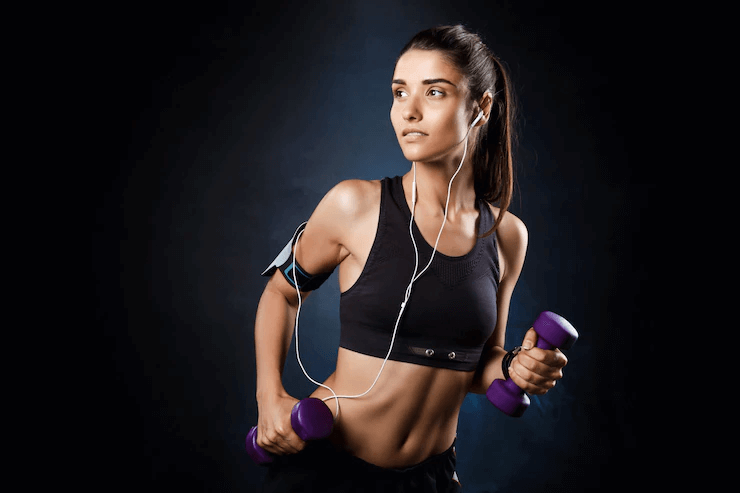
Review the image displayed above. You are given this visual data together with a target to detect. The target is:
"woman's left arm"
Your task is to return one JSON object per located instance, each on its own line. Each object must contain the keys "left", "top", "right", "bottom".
{"left": 470, "top": 210, "right": 567, "bottom": 395}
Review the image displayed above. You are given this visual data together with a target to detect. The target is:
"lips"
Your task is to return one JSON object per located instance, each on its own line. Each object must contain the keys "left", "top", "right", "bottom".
{"left": 402, "top": 128, "right": 428, "bottom": 137}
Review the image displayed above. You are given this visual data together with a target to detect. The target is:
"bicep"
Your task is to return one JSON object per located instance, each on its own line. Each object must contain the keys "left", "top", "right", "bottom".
{"left": 284, "top": 180, "right": 370, "bottom": 289}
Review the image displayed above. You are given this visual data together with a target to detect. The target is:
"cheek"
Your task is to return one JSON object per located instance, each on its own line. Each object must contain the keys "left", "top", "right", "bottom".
{"left": 455, "top": 109, "right": 475, "bottom": 139}
{"left": 389, "top": 104, "right": 403, "bottom": 135}
{"left": 435, "top": 110, "right": 468, "bottom": 141}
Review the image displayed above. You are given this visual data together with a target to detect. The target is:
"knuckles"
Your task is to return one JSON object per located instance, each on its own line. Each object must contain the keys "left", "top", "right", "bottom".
{"left": 552, "top": 351, "right": 568, "bottom": 368}
{"left": 258, "top": 426, "right": 286, "bottom": 448}
{"left": 257, "top": 424, "right": 306, "bottom": 454}
{"left": 511, "top": 352, "right": 565, "bottom": 395}
{"left": 526, "top": 348, "right": 568, "bottom": 367}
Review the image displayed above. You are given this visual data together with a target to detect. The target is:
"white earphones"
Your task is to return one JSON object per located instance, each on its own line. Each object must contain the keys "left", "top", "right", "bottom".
{"left": 471, "top": 109, "right": 484, "bottom": 128}
{"left": 412, "top": 109, "right": 484, "bottom": 207}
{"left": 292, "top": 107, "right": 485, "bottom": 420}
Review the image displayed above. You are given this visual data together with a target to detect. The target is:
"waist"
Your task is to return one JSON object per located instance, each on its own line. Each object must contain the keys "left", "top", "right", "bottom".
{"left": 310, "top": 348, "right": 471, "bottom": 468}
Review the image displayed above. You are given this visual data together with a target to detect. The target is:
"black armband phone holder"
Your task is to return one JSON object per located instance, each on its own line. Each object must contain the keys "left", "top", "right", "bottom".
{"left": 261, "top": 222, "right": 334, "bottom": 292}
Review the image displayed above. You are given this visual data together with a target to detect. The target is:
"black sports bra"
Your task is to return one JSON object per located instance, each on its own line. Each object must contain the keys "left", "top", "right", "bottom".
{"left": 339, "top": 176, "right": 500, "bottom": 371}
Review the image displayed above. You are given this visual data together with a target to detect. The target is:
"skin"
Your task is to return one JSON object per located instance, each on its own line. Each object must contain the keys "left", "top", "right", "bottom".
{"left": 254, "top": 49, "right": 568, "bottom": 468}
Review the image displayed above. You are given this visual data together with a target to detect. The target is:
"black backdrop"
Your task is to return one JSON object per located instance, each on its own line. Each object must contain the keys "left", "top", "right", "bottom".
{"left": 96, "top": 1, "right": 661, "bottom": 491}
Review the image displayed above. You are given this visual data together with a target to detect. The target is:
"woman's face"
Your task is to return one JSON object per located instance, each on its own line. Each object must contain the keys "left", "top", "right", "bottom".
{"left": 390, "top": 49, "right": 473, "bottom": 165}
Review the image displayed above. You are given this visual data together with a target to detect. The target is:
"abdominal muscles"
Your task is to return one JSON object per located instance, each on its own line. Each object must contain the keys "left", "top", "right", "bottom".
{"left": 310, "top": 347, "right": 474, "bottom": 468}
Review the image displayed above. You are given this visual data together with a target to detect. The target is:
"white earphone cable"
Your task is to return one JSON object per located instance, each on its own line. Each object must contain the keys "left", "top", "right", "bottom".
{"left": 292, "top": 118, "right": 476, "bottom": 416}
{"left": 292, "top": 227, "right": 341, "bottom": 418}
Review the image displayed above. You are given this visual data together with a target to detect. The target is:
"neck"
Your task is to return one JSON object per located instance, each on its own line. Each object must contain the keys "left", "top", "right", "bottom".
{"left": 407, "top": 142, "right": 477, "bottom": 215}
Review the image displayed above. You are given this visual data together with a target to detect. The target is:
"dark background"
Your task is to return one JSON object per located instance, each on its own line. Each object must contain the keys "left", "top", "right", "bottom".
{"left": 95, "top": 1, "right": 662, "bottom": 491}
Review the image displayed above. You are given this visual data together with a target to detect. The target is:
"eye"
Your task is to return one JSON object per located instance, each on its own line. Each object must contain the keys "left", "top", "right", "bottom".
{"left": 428, "top": 88, "right": 444, "bottom": 97}
{"left": 394, "top": 89, "right": 408, "bottom": 98}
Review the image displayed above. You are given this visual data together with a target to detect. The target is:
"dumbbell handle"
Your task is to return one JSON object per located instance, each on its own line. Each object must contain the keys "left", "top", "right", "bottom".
{"left": 245, "top": 397, "right": 334, "bottom": 465}
{"left": 534, "top": 338, "right": 556, "bottom": 350}
{"left": 486, "top": 311, "right": 578, "bottom": 417}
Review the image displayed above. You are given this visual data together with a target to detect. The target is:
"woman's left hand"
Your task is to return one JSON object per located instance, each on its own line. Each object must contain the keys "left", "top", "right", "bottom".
{"left": 508, "top": 328, "right": 569, "bottom": 395}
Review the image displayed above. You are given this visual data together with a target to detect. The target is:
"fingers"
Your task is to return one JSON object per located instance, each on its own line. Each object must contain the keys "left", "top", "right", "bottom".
{"left": 509, "top": 346, "right": 568, "bottom": 395}
{"left": 521, "top": 327, "right": 538, "bottom": 350}
{"left": 255, "top": 395, "right": 307, "bottom": 455}
{"left": 257, "top": 422, "right": 306, "bottom": 455}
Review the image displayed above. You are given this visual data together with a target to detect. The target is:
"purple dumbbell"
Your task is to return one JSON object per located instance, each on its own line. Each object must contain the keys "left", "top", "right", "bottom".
{"left": 245, "top": 397, "right": 334, "bottom": 465}
{"left": 486, "top": 311, "right": 578, "bottom": 417}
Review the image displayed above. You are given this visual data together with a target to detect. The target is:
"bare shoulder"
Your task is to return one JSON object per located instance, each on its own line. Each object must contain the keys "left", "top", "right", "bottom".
{"left": 320, "top": 179, "right": 381, "bottom": 218}
{"left": 487, "top": 205, "right": 528, "bottom": 282}
{"left": 492, "top": 207, "right": 528, "bottom": 247}
{"left": 294, "top": 179, "right": 381, "bottom": 275}
{"left": 307, "top": 178, "right": 381, "bottom": 244}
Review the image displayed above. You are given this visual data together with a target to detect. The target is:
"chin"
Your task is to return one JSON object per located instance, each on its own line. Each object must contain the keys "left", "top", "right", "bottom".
{"left": 401, "top": 150, "right": 423, "bottom": 162}
{"left": 401, "top": 147, "right": 460, "bottom": 165}
{"left": 399, "top": 145, "right": 439, "bottom": 163}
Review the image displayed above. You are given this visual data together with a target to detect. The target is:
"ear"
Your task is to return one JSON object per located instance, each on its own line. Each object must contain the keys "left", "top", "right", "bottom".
{"left": 474, "top": 91, "right": 494, "bottom": 127}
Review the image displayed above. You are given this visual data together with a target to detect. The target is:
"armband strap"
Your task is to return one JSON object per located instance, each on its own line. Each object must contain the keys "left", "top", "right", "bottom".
{"left": 501, "top": 346, "right": 522, "bottom": 380}
{"left": 260, "top": 222, "right": 334, "bottom": 292}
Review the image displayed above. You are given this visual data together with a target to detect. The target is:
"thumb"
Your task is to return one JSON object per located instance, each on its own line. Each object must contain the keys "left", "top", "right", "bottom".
{"left": 522, "top": 327, "right": 538, "bottom": 350}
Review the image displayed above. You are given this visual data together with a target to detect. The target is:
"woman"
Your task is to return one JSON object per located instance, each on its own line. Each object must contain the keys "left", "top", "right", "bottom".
{"left": 253, "top": 25, "right": 568, "bottom": 492}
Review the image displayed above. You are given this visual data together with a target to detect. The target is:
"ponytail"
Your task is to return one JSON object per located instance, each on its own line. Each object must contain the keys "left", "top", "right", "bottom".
{"left": 474, "top": 53, "right": 517, "bottom": 237}
{"left": 399, "top": 25, "right": 518, "bottom": 237}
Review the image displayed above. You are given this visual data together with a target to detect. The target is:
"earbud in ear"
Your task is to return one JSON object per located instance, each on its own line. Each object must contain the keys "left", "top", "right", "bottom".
{"left": 470, "top": 110, "right": 484, "bottom": 128}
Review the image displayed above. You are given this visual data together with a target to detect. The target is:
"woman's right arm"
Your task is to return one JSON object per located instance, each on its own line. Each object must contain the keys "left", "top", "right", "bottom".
{"left": 253, "top": 273, "right": 307, "bottom": 455}
{"left": 252, "top": 179, "right": 375, "bottom": 455}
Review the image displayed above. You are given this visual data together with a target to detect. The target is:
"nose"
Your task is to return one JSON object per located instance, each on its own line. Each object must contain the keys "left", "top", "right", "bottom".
{"left": 402, "top": 94, "right": 422, "bottom": 122}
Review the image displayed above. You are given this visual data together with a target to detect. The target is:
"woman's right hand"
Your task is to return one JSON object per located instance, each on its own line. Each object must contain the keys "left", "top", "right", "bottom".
{"left": 255, "top": 391, "right": 306, "bottom": 455}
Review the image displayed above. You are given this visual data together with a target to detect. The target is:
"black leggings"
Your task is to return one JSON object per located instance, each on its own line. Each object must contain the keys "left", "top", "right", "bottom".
{"left": 260, "top": 439, "right": 463, "bottom": 493}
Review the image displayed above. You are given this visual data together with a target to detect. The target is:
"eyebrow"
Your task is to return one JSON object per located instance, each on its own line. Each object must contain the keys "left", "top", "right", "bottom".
{"left": 391, "top": 78, "right": 457, "bottom": 87}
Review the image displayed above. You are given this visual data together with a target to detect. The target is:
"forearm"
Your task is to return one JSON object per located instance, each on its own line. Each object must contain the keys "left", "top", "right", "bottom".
{"left": 254, "top": 279, "right": 299, "bottom": 400}
{"left": 469, "top": 345, "right": 508, "bottom": 394}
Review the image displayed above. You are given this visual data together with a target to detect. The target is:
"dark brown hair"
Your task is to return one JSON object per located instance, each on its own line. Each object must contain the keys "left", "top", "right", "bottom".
{"left": 398, "top": 25, "right": 518, "bottom": 236}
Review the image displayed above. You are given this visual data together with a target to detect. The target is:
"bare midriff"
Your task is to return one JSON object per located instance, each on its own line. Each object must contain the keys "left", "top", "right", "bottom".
{"left": 310, "top": 347, "right": 474, "bottom": 468}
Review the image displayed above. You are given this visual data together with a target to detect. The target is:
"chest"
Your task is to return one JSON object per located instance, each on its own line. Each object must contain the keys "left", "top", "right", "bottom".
{"left": 411, "top": 207, "right": 480, "bottom": 258}
{"left": 341, "top": 219, "right": 499, "bottom": 347}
